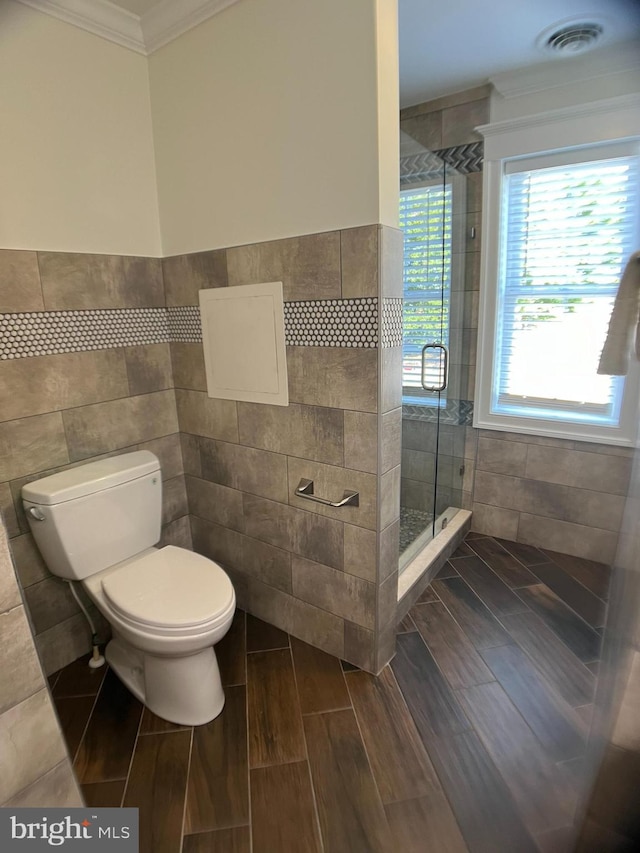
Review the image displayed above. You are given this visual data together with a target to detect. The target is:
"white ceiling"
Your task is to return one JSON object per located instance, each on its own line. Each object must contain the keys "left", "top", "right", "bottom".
{"left": 32, "top": 0, "right": 640, "bottom": 106}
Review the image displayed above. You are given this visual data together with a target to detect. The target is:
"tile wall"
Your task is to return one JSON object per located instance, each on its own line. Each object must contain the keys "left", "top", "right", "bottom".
{"left": 400, "top": 85, "right": 633, "bottom": 566}
{"left": 166, "top": 225, "right": 404, "bottom": 672}
{"left": 0, "top": 517, "right": 82, "bottom": 807}
{"left": 0, "top": 250, "right": 189, "bottom": 675}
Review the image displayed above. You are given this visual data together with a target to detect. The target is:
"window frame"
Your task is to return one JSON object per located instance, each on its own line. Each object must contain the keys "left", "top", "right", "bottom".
{"left": 474, "top": 94, "right": 640, "bottom": 447}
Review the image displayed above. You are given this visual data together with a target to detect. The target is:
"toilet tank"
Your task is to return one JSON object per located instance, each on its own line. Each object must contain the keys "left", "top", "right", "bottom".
{"left": 22, "top": 451, "right": 162, "bottom": 581}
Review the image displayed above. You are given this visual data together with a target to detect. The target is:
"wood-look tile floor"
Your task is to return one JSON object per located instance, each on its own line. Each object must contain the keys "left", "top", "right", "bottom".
{"left": 49, "top": 535, "right": 608, "bottom": 853}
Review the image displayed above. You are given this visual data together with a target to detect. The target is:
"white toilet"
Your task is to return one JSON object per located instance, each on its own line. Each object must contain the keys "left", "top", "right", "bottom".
{"left": 22, "top": 450, "right": 236, "bottom": 726}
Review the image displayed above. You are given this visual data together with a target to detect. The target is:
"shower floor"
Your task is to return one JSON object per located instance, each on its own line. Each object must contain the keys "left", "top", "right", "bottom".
{"left": 399, "top": 506, "right": 433, "bottom": 554}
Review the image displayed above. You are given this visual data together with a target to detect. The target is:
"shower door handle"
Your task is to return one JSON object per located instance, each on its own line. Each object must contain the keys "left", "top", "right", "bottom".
{"left": 421, "top": 343, "right": 448, "bottom": 392}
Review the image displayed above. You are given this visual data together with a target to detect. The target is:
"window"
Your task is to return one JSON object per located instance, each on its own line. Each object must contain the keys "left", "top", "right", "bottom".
{"left": 476, "top": 100, "right": 640, "bottom": 446}
{"left": 400, "top": 182, "right": 452, "bottom": 404}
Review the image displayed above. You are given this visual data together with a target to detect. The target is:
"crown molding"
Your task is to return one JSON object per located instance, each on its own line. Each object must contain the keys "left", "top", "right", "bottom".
{"left": 18, "top": 0, "right": 146, "bottom": 54}
{"left": 142, "top": 0, "right": 239, "bottom": 53}
{"left": 17, "top": 0, "right": 242, "bottom": 55}
{"left": 491, "top": 40, "right": 640, "bottom": 99}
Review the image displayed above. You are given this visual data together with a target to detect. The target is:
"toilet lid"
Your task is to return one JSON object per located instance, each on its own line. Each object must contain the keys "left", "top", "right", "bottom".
{"left": 101, "top": 546, "right": 234, "bottom": 630}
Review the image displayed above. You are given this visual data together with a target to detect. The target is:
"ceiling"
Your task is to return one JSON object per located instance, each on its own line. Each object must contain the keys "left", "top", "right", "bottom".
{"left": 38, "top": 0, "right": 640, "bottom": 107}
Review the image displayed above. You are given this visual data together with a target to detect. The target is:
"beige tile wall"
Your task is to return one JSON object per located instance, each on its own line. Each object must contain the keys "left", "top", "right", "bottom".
{"left": 402, "top": 86, "right": 631, "bottom": 566}
{"left": 169, "top": 225, "right": 403, "bottom": 671}
{"left": 0, "top": 251, "right": 188, "bottom": 675}
{"left": 0, "top": 517, "right": 82, "bottom": 807}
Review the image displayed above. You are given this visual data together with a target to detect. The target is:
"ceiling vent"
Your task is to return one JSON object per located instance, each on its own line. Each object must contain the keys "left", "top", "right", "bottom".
{"left": 537, "top": 18, "right": 606, "bottom": 57}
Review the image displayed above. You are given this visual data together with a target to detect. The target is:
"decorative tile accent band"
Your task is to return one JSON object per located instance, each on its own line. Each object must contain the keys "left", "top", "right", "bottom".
{"left": 403, "top": 399, "right": 474, "bottom": 426}
{"left": 0, "top": 308, "right": 168, "bottom": 360}
{"left": 382, "top": 299, "right": 403, "bottom": 348}
{"left": 0, "top": 297, "right": 401, "bottom": 359}
{"left": 400, "top": 141, "right": 483, "bottom": 187}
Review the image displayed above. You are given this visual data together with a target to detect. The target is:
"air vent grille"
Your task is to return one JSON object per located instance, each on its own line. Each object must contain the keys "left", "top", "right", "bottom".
{"left": 546, "top": 22, "right": 604, "bottom": 54}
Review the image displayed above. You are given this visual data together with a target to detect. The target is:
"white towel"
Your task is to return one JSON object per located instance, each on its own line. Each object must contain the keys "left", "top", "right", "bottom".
{"left": 597, "top": 250, "right": 640, "bottom": 376}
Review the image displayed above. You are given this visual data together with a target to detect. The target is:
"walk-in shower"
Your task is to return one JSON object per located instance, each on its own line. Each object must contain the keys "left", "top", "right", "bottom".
{"left": 398, "top": 131, "right": 480, "bottom": 573}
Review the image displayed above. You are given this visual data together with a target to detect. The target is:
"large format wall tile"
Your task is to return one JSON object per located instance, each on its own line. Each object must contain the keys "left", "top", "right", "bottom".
{"left": 0, "top": 250, "right": 43, "bottom": 312}
{"left": 344, "top": 410, "right": 377, "bottom": 474}
{"left": 238, "top": 402, "right": 344, "bottom": 467}
{"left": 124, "top": 343, "right": 173, "bottom": 395}
{"left": 201, "top": 439, "right": 288, "bottom": 504}
{"left": 171, "top": 342, "right": 207, "bottom": 391}
{"left": 63, "top": 390, "right": 179, "bottom": 460}
{"left": 3, "top": 760, "right": 82, "bottom": 808}
{"left": 340, "top": 226, "right": 378, "bottom": 298}
{"left": 0, "top": 349, "right": 129, "bottom": 421}
{"left": 287, "top": 457, "right": 377, "bottom": 530}
{"left": 186, "top": 475, "right": 245, "bottom": 532}
{"left": 162, "top": 250, "right": 228, "bottom": 306}
{"left": 0, "top": 606, "right": 45, "bottom": 714}
{"left": 288, "top": 347, "right": 377, "bottom": 412}
{"left": 175, "top": 389, "right": 239, "bottom": 443}
{"left": 0, "top": 412, "right": 69, "bottom": 482}
{"left": 292, "top": 555, "right": 376, "bottom": 628}
{"left": 39, "top": 252, "right": 163, "bottom": 309}
{"left": 227, "top": 232, "right": 341, "bottom": 301}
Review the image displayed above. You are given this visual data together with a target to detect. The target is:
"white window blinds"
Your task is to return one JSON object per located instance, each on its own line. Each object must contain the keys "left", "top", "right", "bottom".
{"left": 493, "top": 146, "right": 639, "bottom": 428}
{"left": 399, "top": 183, "right": 452, "bottom": 399}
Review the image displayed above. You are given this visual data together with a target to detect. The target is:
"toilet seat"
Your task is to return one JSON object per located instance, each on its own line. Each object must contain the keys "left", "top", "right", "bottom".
{"left": 100, "top": 545, "right": 234, "bottom": 635}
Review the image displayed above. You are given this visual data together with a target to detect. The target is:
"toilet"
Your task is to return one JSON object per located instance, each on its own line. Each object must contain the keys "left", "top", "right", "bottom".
{"left": 22, "top": 450, "right": 236, "bottom": 726}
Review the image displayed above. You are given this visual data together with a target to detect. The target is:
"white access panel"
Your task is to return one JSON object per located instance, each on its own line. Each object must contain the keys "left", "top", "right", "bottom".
{"left": 199, "top": 281, "right": 289, "bottom": 406}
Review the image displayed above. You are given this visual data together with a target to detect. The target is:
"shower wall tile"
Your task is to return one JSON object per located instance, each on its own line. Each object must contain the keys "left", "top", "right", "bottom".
{"left": 380, "top": 227, "right": 404, "bottom": 299}
{"left": 227, "top": 232, "right": 341, "bottom": 301}
{"left": 477, "top": 436, "right": 528, "bottom": 477}
{"left": 381, "top": 409, "right": 402, "bottom": 473}
{"left": 287, "top": 346, "right": 377, "bottom": 412}
{"left": 0, "top": 250, "right": 43, "bottom": 313}
{"left": 63, "top": 389, "right": 179, "bottom": 460}
{"left": 340, "top": 226, "right": 378, "bottom": 298}
{"left": 343, "top": 524, "right": 377, "bottom": 582}
{"left": 39, "top": 252, "right": 164, "bottom": 310}
{"left": 124, "top": 342, "right": 173, "bottom": 395}
{"left": 471, "top": 502, "right": 520, "bottom": 541}
{"left": 1, "top": 349, "right": 129, "bottom": 422}
{"left": 162, "top": 249, "right": 228, "bottom": 306}
{"left": 344, "top": 410, "right": 378, "bottom": 474}
{"left": 170, "top": 342, "right": 207, "bottom": 391}
{"left": 518, "top": 514, "right": 618, "bottom": 566}
{"left": 237, "top": 402, "right": 344, "bottom": 467}
{"left": 380, "top": 347, "right": 402, "bottom": 413}
{"left": 380, "top": 465, "right": 401, "bottom": 530}
{"left": 400, "top": 111, "right": 443, "bottom": 152}
{"left": 0, "top": 413, "right": 69, "bottom": 483}
{"left": 441, "top": 98, "right": 489, "bottom": 147}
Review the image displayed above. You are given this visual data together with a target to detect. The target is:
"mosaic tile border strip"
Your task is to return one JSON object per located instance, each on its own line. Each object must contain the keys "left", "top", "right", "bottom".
{"left": 403, "top": 399, "right": 474, "bottom": 426}
{"left": 400, "top": 141, "right": 483, "bottom": 187}
{"left": 0, "top": 308, "right": 168, "bottom": 360}
{"left": 0, "top": 297, "right": 395, "bottom": 358}
{"left": 382, "top": 299, "right": 403, "bottom": 348}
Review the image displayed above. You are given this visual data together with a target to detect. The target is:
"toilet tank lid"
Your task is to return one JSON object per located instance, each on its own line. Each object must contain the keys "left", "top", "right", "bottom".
{"left": 22, "top": 451, "right": 160, "bottom": 506}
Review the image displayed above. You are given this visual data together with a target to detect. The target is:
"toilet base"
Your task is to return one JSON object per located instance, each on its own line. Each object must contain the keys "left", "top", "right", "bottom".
{"left": 105, "top": 637, "right": 225, "bottom": 726}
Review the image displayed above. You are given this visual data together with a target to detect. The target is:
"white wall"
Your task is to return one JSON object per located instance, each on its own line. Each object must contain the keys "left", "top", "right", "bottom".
{"left": 0, "top": 1, "right": 161, "bottom": 256}
{"left": 149, "top": 0, "right": 398, "bottom": 256}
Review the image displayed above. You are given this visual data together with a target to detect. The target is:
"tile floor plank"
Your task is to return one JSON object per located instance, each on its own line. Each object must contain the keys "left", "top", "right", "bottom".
{"left": 81, "top": 780, "right": 126, "bottom": 808}
{"left": 494, "top": 538, "right": 549, "bottom": 567}
{"left": 481, "top": 644, "right": 585, "bottom": 762}
{"left": 466, "top": 536, "right": 539, "bottom": 587}
{"left": 416, "top": 584, "right": 439, "bottom": 603}
{"left": 52, "top": 656, "right": 106, "bottom": 698}
{"left": 246, "top": 615, "right": 289, "bottom": 652}
{"left": 384, "top": 796, "right": 468, "bottom": 853}
{"left": 290, "top": 637, "right": 351, "bottom": 715}
{"left": 528, "top": 562, "right": 607, "bottom": 628}
{"left": 217, "top": 609, "right": 246, "bottom": 686}
{"left": 346, "top": 667, "right": 445, "bottom": 804}
{"left": 434, "top": 562, "right": 460, "bottom": 579}
{"left": 52, "top": 695, "right": 96, "bottom": 761}
{"left": 515, "top": 585, "right": 601, "bottom": 663}
{"left": 123, "top": 730, "right": 191, "bottom": 853}
{"left": 542, "top": 549, "right": 610, "bottom": 600}
{"left": 250, "top": 761, "right": 322, "bottom": 853}
{"left": 182, "top": 827, "right": 250, "bottom": 853}
{"left": 247, "top": 648, "right": 306, "bottom": 768}
{"left": 303, "top": 708, "right": 393, "bottom": 853}
{"left": 451, "top": 555, "right": 529, "bottom": 617}
{"left": 391, "top": 632, "right": 471, "bottom": 740}
{"left": 500, "top": 611, "right": 595, "bottom": 707}
{"left": 424, "top": 730, "right": 538, "bottom": 853}
{"left": 184, "top": 685, "right": 248, "bottom": 834}
{"left": 410, "top": 602, "right": 495, "bottom": 690}
{"left": 396, "top": 612, "right": 417, "bottom": 633}
{"left": 139, "top": 707, "right": 189, "bottom": 735}
{"left": 456, "top": 681, "right": 573, "bottom": 836}
{"left": 431, "top": 577, "right": 513, "bottom": 650}
{"left": 74, "top": 668, "right": 143, "bottom": 783}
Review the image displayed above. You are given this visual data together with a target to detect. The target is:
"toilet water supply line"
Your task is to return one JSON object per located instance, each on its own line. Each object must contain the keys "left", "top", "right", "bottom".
{"left": 65, "top": 580, "right": 106, "bottom": 669}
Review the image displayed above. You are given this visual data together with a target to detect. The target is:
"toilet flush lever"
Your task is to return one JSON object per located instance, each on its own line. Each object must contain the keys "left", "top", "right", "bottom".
{"left": 28, "top": 506, "right": 46, "bottom": 521}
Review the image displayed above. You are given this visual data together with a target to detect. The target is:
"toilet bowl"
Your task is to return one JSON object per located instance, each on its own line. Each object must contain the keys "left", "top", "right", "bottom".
{"left": 22, "top": 451, "right": 236, "bottom": 726}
